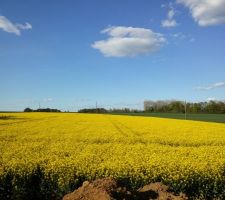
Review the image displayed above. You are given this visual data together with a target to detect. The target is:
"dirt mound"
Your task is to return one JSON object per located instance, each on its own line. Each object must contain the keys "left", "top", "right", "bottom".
{"left": 136, "top": 182, "right": 187, "bottom": 200}
{"left": 62, "top": 178, "right": 187, "bottom": 200}
{"left": 63, "top": 178, "right": 117, "bottom": 200}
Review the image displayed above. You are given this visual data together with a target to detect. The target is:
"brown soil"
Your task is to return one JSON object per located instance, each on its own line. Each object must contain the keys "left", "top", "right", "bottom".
{"left": 62, "top": 178, "right": 188, "bottom": 200}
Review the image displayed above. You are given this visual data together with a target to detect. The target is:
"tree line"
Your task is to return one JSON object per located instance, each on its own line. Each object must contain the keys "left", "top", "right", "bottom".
{"left": 78, "top": 108, "right": 142, "bottom": 113}
{"left": 24, "top": 107, "right": 138, "bottom": 114}
{"left": 24, "top": 108, "right": 61, "bottom": 112}
{"left": 24, "top": 100, "right": 225, "bottom": 114}
{"left": 144, "top": 100, "right": 225, "bottom": 114}
{"left": 78, "top": 101, "right": 225, "bottom": 114}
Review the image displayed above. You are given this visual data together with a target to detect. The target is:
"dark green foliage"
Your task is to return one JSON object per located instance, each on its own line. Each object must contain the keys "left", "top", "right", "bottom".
{"left": 0, "top": 170, "right": 14, "bottom": 200}
{"left": 144, "top": 100, "right": 225, "bottom": 114}
{"left": 1, "top": 167, "right": 225, "bottom": 199}
{"left": 24, "top": 108, "right": 61, "bottom": 112}
{"left": 78, "top": 108, "right": 108, "bottom": 113}
{"left": 109, "top": 108, "right": 141, "bottom": 113}
{"left": 24, "top": 108, "right": 33, "bottom": 112}
{"left": 0, "top": 167, "right": 63, "bottom": 200}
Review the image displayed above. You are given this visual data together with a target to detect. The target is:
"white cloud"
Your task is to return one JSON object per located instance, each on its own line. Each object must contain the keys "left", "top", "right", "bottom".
{"left": 168, "top": 9, "right": 175, "bottom": 19}
{"left": 170, "top": 32, "right": 195, "bottom": 43}
{"left": 0, "top": 16, "right": 32, "bottom": 35}
{"left": 206, "top": 97, "right": 217, "bottom": 101}
{"left": 43, "top": 98, "right": 54, "bottom": 102}
{"left": 16, "top": 22, "right": 32, "bottom": 30}
{"left": 171, "top": 32, "right": 186, "bottom": 39}
{"left": 177, "top": 0, "right": 225, "bottom": 26}
{"left": 161, "top": 19, "right": 178, "bottom": 27}
{"left": 161, "top": 6, "right": 178, "bottom": 28}
{"left": 92, "top": 26, "right": 166, "bottom": 57}
{"left": 195, "top": 82, "right": 225, "bottom": 90}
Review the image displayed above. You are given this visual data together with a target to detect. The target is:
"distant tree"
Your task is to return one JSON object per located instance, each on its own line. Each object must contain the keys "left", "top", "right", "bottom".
{"left": 24, "top": 107, "right": 33, "bottom": 112}
{"left": 24, "top": 108, "right": 61, "bottom": 112}
{"left": 35, "top": 108, "right": 61, "bottom": 112}
{"left": 144, "top": 100, "right": 225, "bottom": 114}
{"left": 78, "top": 108, "right": 107, "bottom": 113}
{"left": 205, "top": 101, "right": 225, "bottom": 114}
{"left": 170, "top": 101, "right": 184, "bottom": 113}
{"left": 191, "top": 103, "right": 202, "bottom": 113}
{"left": 108, "top": 108, "right": 140, "bottom": 113}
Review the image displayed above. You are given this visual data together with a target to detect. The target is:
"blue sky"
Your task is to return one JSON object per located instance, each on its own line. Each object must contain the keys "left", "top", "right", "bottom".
{"left": 1, "top": 0, "right": 225, "bottom": 111}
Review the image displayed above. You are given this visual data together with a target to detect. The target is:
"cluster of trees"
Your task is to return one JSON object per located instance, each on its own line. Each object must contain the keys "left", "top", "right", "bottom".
{"left": 78, "top": 108, "right": 141, "bottom": 113}
{"left": 78, "top": 108, "right": 108, "bottom": 113}
{"left": 24, "top": 100, "right": 225, "bottom": 114}
{"left": 24, "top": 108, "right": 61, "bottom": 112}
{"left": 108, "top": 108, "right": 141, "bottom": 113}
{"left": 144, "top": 100, "right": 225, "bottom": 114}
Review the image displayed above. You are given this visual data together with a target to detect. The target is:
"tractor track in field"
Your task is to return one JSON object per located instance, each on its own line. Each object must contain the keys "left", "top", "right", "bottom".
{"left": 107, "top": 117, "right": 129, "bottom": 137}
{"left": 106, "top": 116, "right": 142, "bottom": 138}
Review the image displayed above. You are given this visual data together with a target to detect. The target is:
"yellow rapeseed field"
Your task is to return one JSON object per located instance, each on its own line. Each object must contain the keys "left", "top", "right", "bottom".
{"left": 1, "top": 112, "right": 225, "bottom": 198}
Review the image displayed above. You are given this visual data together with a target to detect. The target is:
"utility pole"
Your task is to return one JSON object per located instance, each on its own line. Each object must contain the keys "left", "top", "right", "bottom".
{"left": 96, "top": 101, "right": 98, "bottom": 113}
{"left": 184, "top": 100, "right": 187, "bottom": 120}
